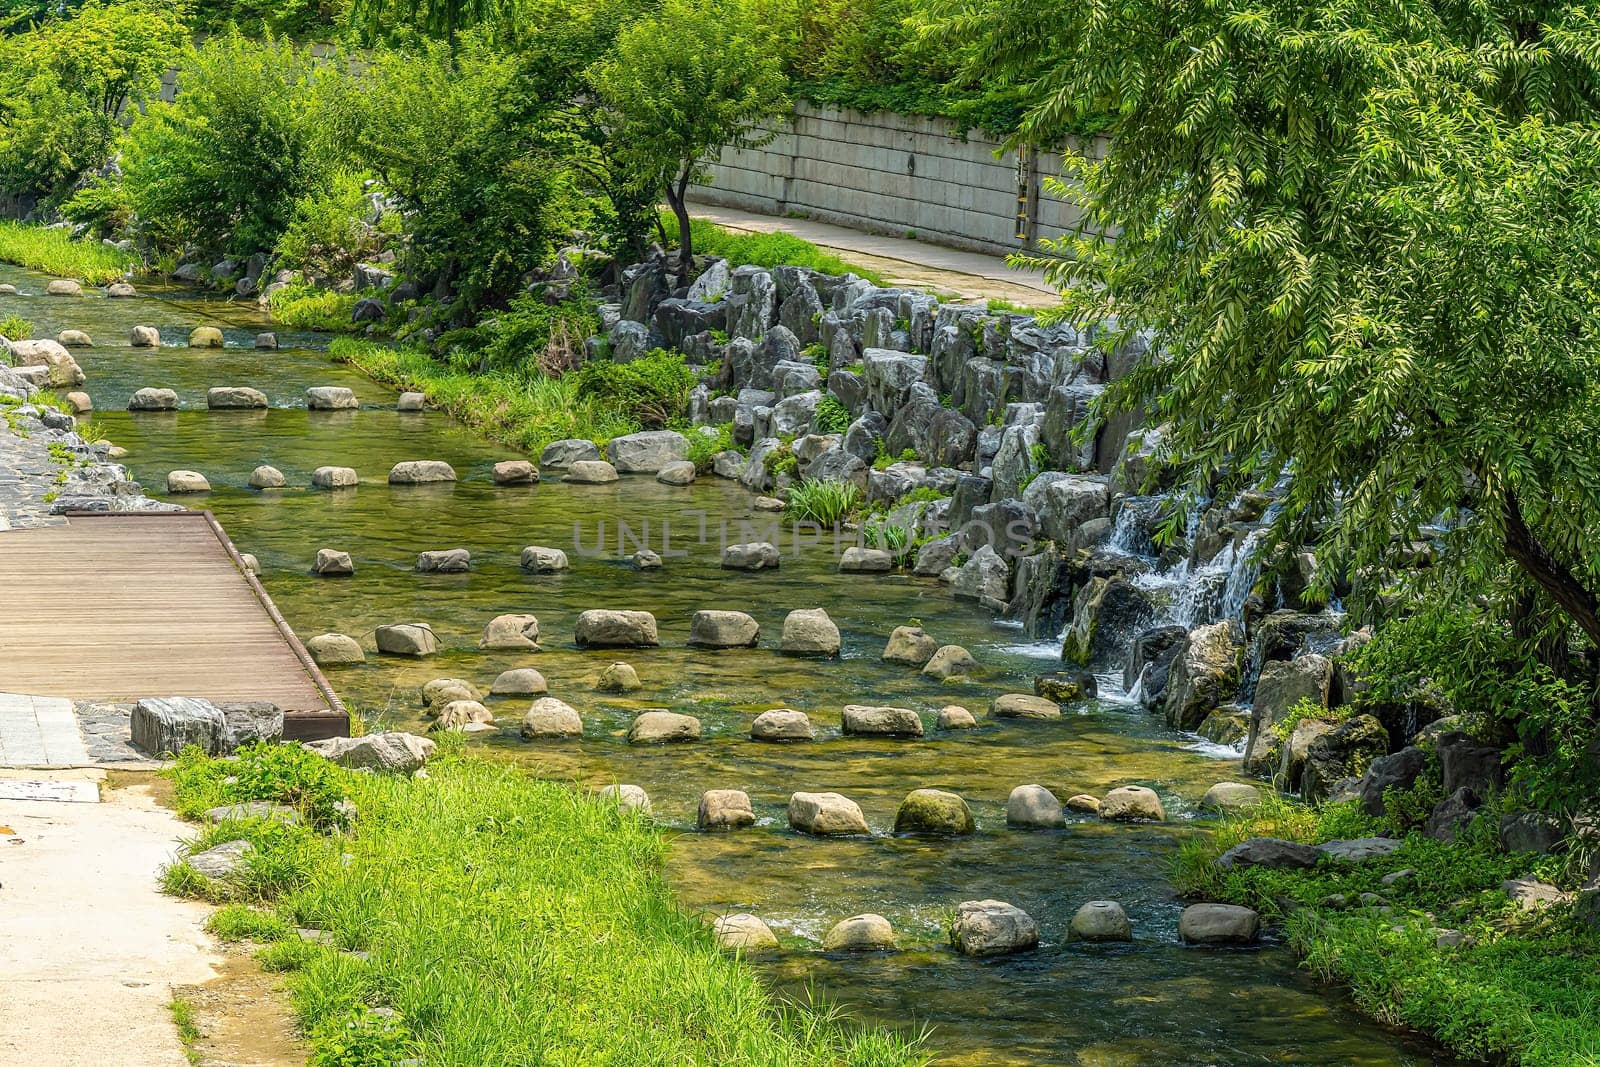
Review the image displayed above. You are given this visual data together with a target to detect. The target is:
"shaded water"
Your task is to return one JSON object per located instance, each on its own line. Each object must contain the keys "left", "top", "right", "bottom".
{"left": 2, "top": 266, "right": 1459, "bottom": 1065}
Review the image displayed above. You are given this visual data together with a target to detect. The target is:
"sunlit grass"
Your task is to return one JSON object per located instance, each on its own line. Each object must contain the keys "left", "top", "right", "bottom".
{"left": 0, "top": 221, "right": 135, "bottom": 285}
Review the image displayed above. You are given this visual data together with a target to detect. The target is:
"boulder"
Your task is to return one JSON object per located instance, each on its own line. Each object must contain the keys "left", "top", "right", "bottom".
{"left": 127, "top": 388, "right": 177, "bottom": 412}
{"left": 1438, "top": 733, "right": 1503, "bottom": 798}
{"left": 1315, "top": 837, "right": 1404, "bottom": 863}
{"left": 131, "top": 696, "right": 227, "bottom": 756}
{"left": 838, "top": 547, "right": 894, "bottom": 573}
{"left": 688, "top": 610, "right": 761, "bottom": 648}
{"left": 312, "top": 548, "right": 354, "bottom": 576}
{"left": 249, "top": 465, "right": 286, "bottom": 489}
{"left": 1502, "top": 878, "right": 1573, "bottom": 912}
{"left": 950, "top": 900, "right": 1039, "bottom": 957}
{"left": 519, "top": 698, "right": 583, "bottom": 738}
{"left": 166, "top": 470, "right": 210, "bottom": 494}
{"left": 598, "top": 784, "right": 651, "bottom": 814}
{"left": 949, "top": 544, "right": 1010, "bottom": 611}
{"left": 490, "top": 669, "right": 547, "bottom": 696}
{"left": 606, "top": 430, "right": 690, "bottom": 473}
{"left": 1070, "top": 901, "right": 1133, "bottom": 942}
{"left": 575, "top": 610, "right": 658, "bottom": 647}
{"left": 57, "top": 330, "right": 92, "bottom": 347}
{"left": 1034, "top": 671, "right": 1096, "bottom": 704}
{"left": 627, "top": 710, "right": 701, "bottom": 744}
{"left": 1424, "top": 786, "right": 1480, "bottom": 842}
{"left": 1275, "top": 718, "right": 1335, "bottom": 790}
{"left": 1059, "top": 576, "right": 1153, "bottom": 666}
{"left": 1216, "top": 837, "right": 1319, "bottom": 870}
{"left": 1178, "top": 904, "right": 1260, "bottom": 944}
{"left": 565, "top": 459, "right": 621, "bottom": 484}
{"left": 841, "top": 705, "right": 923, "bottom": 737}
{"left": 596, "top": 662, "right": 642, "bottom": 692}
{"left": 397, "top": 392, "right": 427, "bottom": 412}
{"left": 311, "top": 466, "right": 359, "bottom": 489}
{"left": 481, "top": 613, "right": 540, "bottom": 650}
{"left": 433, "top": 700, "right": 494, "bottom": 733}
{"left": 1247, "top": 654, "right": 1333, "bottom": 750}
{"left": 1499, "top": 811, "right": 1565, "bottom": 855}
{"left": 990, "top": 693, "right": 1062, "bottom": 720}
{"left": 711, "top": 913, "right": 779, "bottom": 952}
{"left": 45, "top": 279, "right": 84, "bottom": 297}
{"left": 697, "top": 789, "right": 756, "bottom": 830}
{"left": 936, "top": 705, "right": 978, "bottom": 729}
{"left": 305, "top": 633, "right": 364, "bottom": 666}
{"left": 374, "top": 622, "right": 438, "bottom": 656}
{"left": 1163, "top": 621, "right": 1242, "bottom": 730}
{"left": 107, "top": 282, "right": 138, "bottom": 298}
{"left": 751, "top": 709, "right": 814, "bottom": 741}
{"left": 305, "top": 386, "right": 358, "bottom": 410}
{"left": 186, "top": 840, "right": 252, "bottom": 881}
{"left": 1005, "top": 784, "right": 1065, "bottom": 829}
{"left": 823, "top": 914, "right": 896, "bottom": 952}
{"left": 10, "top": 340, "right": 85, "bottom": 387}
{"left": 787, "top": 791, "right": 870, "bottom": 835}
{"left": 519, "top": 546, "right": 569, "bottom": 573}
{"left": 189, "top": 326, "right": 224, "bottom": 348}
{"left": 656, "top": 460, "right": 697, "bottom": 486}
{"left": 63, "top": 391, "right": 91, "bottom": 414}
{"left": 922, "top": 644, "right": 978, "bottom": 681}
{"left": 1030, "top": 475, "right": 1111, "bottom": 545}
{"left": 1302, "top": 714, "right": 1389, "bottom": 802}
{"left": 1354, "top": 746, "right": 1428, "bottom": 817}
{"left": 388, "top": 460, "right": 457, "bottom": 484}
{"left": 207, "top": 386, "right": 268, "bottom": 410}
{"left": 1198, "top": 707, "right": 1251, "bottom": 746}
{"left": 1099, "top": 786, "right": 1166, "bottom": 822}
{"left": 422, "top": 678, "right": 478, "bottom": 708}
{"left": 540, "top": 439, "right": 601, "bottom": 468}
{"left": 1200, "top": 782, "right": 1262, "bottom": 813}
{"left": 780, "top": 608, "right": 840, "bottom": 656}
{"left": 894, "top": 789, "right": 974, "bottom": 835}
{"left": 492, "top": 460, "right": 539, "bottom": 484}
{"left": 1123, "top": 625, "right": 1189, "bottom": 706}
{"left": 304, "top": 732, "right": 435, "bottom": 774}
{"left": 721, "top": 542, "right": 780, "bottom": 570}
{"left": 255, "top": 333, "right": 278, "bottom": 350}
{"left": 882, "top": 625, "right": 938, "bottom": 667}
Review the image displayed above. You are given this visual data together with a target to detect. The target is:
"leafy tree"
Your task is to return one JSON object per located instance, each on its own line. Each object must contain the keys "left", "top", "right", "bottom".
{"left": 950, "top": 0, "right": 1600, "bottom": 660}
{"left": 0, "top": 0, "right": 184, "bottom": 202}
{"left": 587, "top": 0, "right": 791, "bottom": 283}
{"left": 121, "top": 34, "right": 348, "bottom": 255}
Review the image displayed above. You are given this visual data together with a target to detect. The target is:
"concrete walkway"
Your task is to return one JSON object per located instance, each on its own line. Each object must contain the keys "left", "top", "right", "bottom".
{"left": 0, "top": 774, "right": 218, "bottom": 1066}
{"left": 0, "top": 693, "right": 90, "bottom": 767}
{"left": 687, "top": 201, "right": 1061, "bottom": 308}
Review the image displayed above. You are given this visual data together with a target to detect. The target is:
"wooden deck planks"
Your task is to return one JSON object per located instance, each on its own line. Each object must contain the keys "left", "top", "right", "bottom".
{"left": 0, "top": 512, "right": 339, "bottom": 717}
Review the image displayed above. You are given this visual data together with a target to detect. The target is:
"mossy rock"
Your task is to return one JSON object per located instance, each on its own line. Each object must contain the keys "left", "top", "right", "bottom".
{"left": 893, "top": 788, "right": 974, "bottom": 835}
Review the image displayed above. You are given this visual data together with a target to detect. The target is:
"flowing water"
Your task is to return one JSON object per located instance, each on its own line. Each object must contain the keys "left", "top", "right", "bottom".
{"left": 2, "top": 265, "right": 1461, "bottom": 1066}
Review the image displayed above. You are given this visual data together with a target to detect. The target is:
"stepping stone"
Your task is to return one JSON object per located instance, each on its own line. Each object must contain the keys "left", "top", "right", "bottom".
{"left": 780, "top": 608, "right": 839, "bottom": 656}
{"left": 480, "top": 613, "right": 540, "bottom": 650}
{"left": 207, "top": 386, "right": 268, "bottom": 409}
{"left": 839, "top": 547, "right": 893, "bottom": 573}
{"left": 107, "top": 282, "right": 137, "bottom": 298}
{"left": 596, "top": 662, "right": 641, "bottom": 692}
{"left": 255, "top": 333, "right": 277, "bottom": 349}
{"left": 431, "top": 700, "right": 494, "bottom": 733}
{"left": 490, "top": 668, "right": 547, "bottom": 696}
{"left": 130, "top": 326, "right": 160, "bottom": 347}
{"left": 990, "top": 693, "right": 1062, "bottom": 720}
{"left": 575, "top": 610, "right": 658, "bottom": 648}
{"left": 688, "top": 610, "right": 760, "bottom": 648}
{"left": 311, "top": 466, "right": 358, "bottom": 489}
{"left": 520, "top": 698, "right": 582, "bottom": 738}
{"left": 389, "top": 460, "right": 456, "bottom": 484}
{"left": 422, "top": 678, "right": 479, "bottom": 707}
{"left": 1006, "top": 784, "right": 1065, "bottom": 829}
{"left": 493, "top": 460, "right": 538, "bottom": 484}
{"left": 698, "top": 789, "right": 755, "bottom": 830}
{"left": 519, "top": 546, "right": 568, "bottom": 573}
{"left": 711, "top": 913, "right": 778, "bottom": 952}
{"left": 306, "top": 386, "right": 358, "bottom": 410}
{"left": 924, "top": 645, "right": 978, "bottom": 681}
{"left": 721, "top": 542, "right": 779, "bottom": 570}
{"left": 374, "top": 623, "right": 437, "bottom": 656}
{"left": 751, "top": 709, "right": 813, "bottom": 741}
{"left": 305, "top": 633, "right": 364, "bottom": 665}
{"left": 882, "top": 625, "right": 938, "bottom": 667}
{"left": 45, "top": 279, "right": 83, "bottom": 297}
{"left": 64, "top": 391, "right": 92, "bottom": 414}
{"left": 416, "top": 548, "right": 471, "bottom": 573}
{"left": 57, "top": 330, "right": 92, "bottom": 347}
{"left": 1070, "top": 901, "right": 1132, "bottom": 942}
{"left": 166, "top": 470, "right": 210, "bottom": 493}
{"left": 128, "top": 387, "right": 178, "bottom": 411}
{"left": 632, "top": 549, "right": 662, "bottom": 570}
{"left": 249, "top": 465, "right": 286, "bottom": 489}
{"left": 189, "top": 326, "right": 224, "bottom": 347}
{"left": 841, "top": 705, "right": 923, "bottom": 738}
{"left": 936, "top": 705, "right": 977, "bottom": 729}
{"left": 1178, "top": 903, "right": 1260, "bottom": 944}
{"left": 598, "top": 784, "right": 651, "bottom": 814}
{"left": 893, "top": 789, "right": 974, "bottom": 835}
{"left": 1099, "top": 786, "right": 1166, "bottom": 822}
{"left": 564, "top": 459, "right": 618, "bottom": 483}
{"left": 312, "top": 548, "right": 354, "bottom": 576}
{"left": 539, "top": 439, "right": 600, "bottom": 468}
{"left": 823, "top": 914, "right": 895, "bottom": 952}
{"left": 1065, "top": 794, "right": 1102, "bottom": 814}
{"left": 787, "top": 791, "right": 868, "bottom": 836}
{"left": 950, "top": 900, "right": 1038, "bottom": 957}
{"left": 397, "top": 391, "right": 425, "bottom": 411}
{"left": 627, "top": 710, "right": 701, "bottom": 744}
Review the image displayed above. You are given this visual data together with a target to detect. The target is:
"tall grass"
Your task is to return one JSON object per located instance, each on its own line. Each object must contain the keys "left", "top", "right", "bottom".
{"left": 331, "top": 337, "right": 642, "bottom": 452}
{"left": 786, "top": 478, "right": 863, "bottom": 526}
{"left": 162, "top": 747, "right": 928, "bottom": 1066}
{"left": 0, "top": 221, "right": 135, "bottom": 284}
{"left": 669, "top": 213, "right": 887, "bottom": 284}
{"left": 268, "top": 283, "right": 362, "bottom": 332}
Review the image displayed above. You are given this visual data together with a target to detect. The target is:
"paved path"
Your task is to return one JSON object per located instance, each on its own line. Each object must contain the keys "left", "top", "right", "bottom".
{"left": 0, "top": 775, "right": 219, "bottom": 1066}
{"left": 0, "top": 693, "right": 89, "bottom": 768}
{"left": 686, "top": 201, "right": 1061, "bottom": 308}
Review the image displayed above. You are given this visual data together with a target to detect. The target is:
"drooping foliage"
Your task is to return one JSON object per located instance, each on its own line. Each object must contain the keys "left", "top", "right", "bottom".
{"left": 943, "top": 0, "right": 1600, "bottom": 661}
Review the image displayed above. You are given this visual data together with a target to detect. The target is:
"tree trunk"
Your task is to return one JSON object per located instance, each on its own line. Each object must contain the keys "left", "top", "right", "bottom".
{"left": 666, "top": 171, "right": 693, "bottom": 287}
{"left": 1503, "top": 493, "right": 1600, "bottom": 647}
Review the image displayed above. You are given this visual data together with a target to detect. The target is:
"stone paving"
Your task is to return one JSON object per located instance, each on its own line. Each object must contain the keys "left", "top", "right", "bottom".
{"left": 0, "top": 692, "right": 90, "bottom": 767}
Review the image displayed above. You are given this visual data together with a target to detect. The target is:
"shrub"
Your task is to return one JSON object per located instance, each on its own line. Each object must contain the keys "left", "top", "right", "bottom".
{"left": 812, "top": 392, "right": 850, "bottom": 434}
{"left": 273, "top": 170, "right": 377, "bottom": 281}
{"left": 570, "top": 350, "right": 695, "bottom": 427}
{"left": 685, "top": 422, "right": 734, "bottom": 471}
{"left": 445, "top": 288, "right": 599, "bottom": 376}
{"left": 0, "top": 314, "right": 33, "bottom": 341}
{"left": 269, "top": 284, "right": 364, "bottom": 332}
{"left": 307, "top": 1006, "right": 415, "bottom": 1067}
{"left": 786, "top": 479, "right": 861, "bottom": 526}
{"left": 60, "top": 179, "right": 133, "bottom": 239}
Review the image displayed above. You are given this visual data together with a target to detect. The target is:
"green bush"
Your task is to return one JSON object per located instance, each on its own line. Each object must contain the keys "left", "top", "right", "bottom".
{"left": 786, "top": 479, "right": 862, "bottom": 526}
{"left": 443, "top": 289, "right": 599, "bottom": 376}
{"left": 269, "top": 284, "right": 364, "bottom": 332}
{"left": 570, "top": 350, "right": 695, "bottom": 428}
{"left": 273, "top": 170, "right": 376, "bottom": 281}
{"left": 0, "top": 314, "right": 33, "bottom": 341}
{"left": 812, "top": 392, "right": 850, "bottom": 434}
{"left": 60, "top": 178, "right": 133, "bottom": 239}
{"left": 307, "top": 1006, "right": 415, "bottom": 1067}
{"left": 122, "top": 34, "right": 347, "bottom": 256}
{"left": 685, "top": 422, "right": 734, "bottom": 470}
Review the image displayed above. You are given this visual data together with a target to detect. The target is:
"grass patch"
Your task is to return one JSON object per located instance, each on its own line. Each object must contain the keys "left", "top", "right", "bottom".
{"left": 164, "top": 746, "right": 927, "bottom": 1066}
{"left": 331, "top": 337, "right": 656, "bottom": 454}
{"left": 1175, "top": 794, "right": 1600, "bottom": 1066}
{"left": 0, "top": 314, "right": 33, "bottom": 341}
{"left": 786, "top": 478, "right": 863, "bottom": 526}
{"left": 268, "top": 283, "right": 362, "bottom": 332}
{"left": 169, "top": 997, "right": 203, "bottom": 1065}
{"left": 0, "top": 221, "right": 135, "bottom": 284}
{"left": 207, "top": 904, "right": 294, "bottom": 943}
{"left": 673, "top": 214, "right": 886, "bottom": 284}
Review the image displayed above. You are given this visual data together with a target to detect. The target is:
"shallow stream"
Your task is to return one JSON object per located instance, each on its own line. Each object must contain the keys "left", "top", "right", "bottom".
{"left": 2, "top": 265, "right": 1460, "bottom": 1065}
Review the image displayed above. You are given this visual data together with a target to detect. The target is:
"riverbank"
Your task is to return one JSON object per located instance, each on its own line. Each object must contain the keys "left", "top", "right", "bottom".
{"left": 1175, "top": 796, "right": 1600, "bottom": 1067}
{"left": 0, "top": 222, "right": 134, "bottom": 286}
{"left": 163, "top": 742, "right": 927, "bottom": 1065}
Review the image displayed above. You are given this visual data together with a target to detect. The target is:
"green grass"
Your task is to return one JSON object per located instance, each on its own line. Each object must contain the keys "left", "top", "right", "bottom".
{"left": 1175, "top": 794, "right": 1600, "bottom": 1066}
{"left": 162, "top": 746, "right": 927, "bottom": 1066}
{"left": 169, "top": 997, "right": 203, "bottom": 1065}
{"left": 0, "top": 313, "right": 32, "bottom": 341}
{"left": 268, "top": 283, "right": 363, "bottom": 332}
{"left": 329, "top": 338, "right": 644, "bottom": 453}
{"left": 672, "top": 214, "right": 887, "bottom": 284}
{"left": 786, "top": 479, "right": 863, "bottom": 526}
{"left": 206, "top": 904, "right": 294, "bottom": 943}
{"left": 0, "top": 221, "right": 135, "bottom": 285}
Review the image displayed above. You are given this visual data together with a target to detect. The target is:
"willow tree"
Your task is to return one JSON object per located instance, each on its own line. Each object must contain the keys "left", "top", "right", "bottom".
{"left": 938, "top": 0, "right": 1600, "bottom": 656}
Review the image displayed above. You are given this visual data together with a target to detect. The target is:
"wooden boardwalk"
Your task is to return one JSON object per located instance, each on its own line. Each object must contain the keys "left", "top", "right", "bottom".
{"left": 0, "top": 511, "right": 346, "bottom": 739}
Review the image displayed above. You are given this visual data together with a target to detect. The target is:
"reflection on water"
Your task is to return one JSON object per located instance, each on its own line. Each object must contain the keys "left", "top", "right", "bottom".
{"left": 1, "top": 265, "right": 1459, "bottom": 1065}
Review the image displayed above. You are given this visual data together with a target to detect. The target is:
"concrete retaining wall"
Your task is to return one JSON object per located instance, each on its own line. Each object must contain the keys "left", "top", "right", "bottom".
{"left": 691, "top": 102, "right": 1106, "bottom": 257}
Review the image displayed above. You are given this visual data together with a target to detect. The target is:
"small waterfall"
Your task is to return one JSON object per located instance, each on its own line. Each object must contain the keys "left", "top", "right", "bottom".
{"left": 1107, "top": 495, "right": 1163, "bottom": 557}
{"left": 1219, "top": 528, "right": 1267, "bottom": 621}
